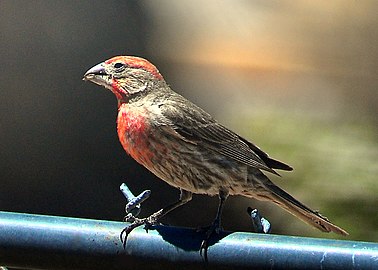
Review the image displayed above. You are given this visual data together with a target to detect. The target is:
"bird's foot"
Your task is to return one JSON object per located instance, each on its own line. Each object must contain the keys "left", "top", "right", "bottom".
{"left": 199, "top": 219, "right": 222, "bottom": 261}
{"left": 119, "top": 183, "right": 156, "bottom": 248}
{"left": 120, "top": 212, "right": 161, "bottom": 248}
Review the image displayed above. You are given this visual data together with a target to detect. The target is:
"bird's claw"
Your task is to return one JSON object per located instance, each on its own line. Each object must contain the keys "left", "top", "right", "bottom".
{"left": 199, "top": 220, "right": 221, "bottom": 261}
{"left": 120, "top": 215, "right": 159, "bottom": 248}
{"left": 120, "top": 217, "right": 143, "bottom": 248}
{"left": 119, "top": 183, "right": 156, "bottom": 248}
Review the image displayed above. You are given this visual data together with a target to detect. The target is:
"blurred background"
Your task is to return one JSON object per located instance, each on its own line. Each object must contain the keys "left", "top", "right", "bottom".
{"left": 1, "top": 1, "right": 377, "bottom": 242}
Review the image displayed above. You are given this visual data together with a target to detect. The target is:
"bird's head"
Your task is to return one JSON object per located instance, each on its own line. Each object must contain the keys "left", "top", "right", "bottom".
{"left": 83, "top": 56, "right": 164, "bottom": 103}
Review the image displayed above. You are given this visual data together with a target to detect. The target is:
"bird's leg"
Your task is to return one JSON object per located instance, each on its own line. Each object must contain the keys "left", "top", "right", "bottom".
{"left": 200, "top": 189, "right": 229, "bottom": 259}
{"left": 120, "top": 189, "right": 192, "bottom": 247}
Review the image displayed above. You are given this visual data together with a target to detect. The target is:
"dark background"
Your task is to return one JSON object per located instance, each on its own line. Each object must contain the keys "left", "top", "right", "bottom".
{"left": 1, "top": 1, "right": 377, "bottom": 242}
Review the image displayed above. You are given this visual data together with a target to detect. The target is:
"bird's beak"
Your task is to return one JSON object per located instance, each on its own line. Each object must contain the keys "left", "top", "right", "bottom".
{"left": 83, "top": 62, "right": 110, "bottom": 87}
{"left": 83, "top": 62, "right": 106, "bottom": 79}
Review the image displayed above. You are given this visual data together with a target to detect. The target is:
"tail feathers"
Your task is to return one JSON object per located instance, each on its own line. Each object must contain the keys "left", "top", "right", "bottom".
{"left": 244, "top": 182, "right": 348, "bottom": 236}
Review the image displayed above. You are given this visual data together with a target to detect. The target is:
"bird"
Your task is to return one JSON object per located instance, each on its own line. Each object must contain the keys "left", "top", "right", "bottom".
{"left": 83, "top": 55, "right": 348, "bottom": 247}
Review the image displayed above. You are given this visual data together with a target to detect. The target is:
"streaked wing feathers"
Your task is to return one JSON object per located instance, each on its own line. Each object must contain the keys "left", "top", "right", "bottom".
{"left": 159, "top": 94, "right": 292, "bottom": 174}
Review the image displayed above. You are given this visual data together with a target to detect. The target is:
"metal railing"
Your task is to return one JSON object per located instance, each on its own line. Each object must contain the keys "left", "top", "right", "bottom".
{"left": 0, "top": 211, "right": 377, "bottom": 269}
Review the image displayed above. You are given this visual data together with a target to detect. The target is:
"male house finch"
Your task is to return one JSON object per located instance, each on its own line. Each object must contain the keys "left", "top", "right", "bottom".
{"left": 83, "top": 56, "right": 348, "bottom": 244}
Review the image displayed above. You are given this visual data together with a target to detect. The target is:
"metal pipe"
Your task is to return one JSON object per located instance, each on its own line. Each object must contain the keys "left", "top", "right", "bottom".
{"left": 0, "top": 211, "right": 377, "bottom": 269}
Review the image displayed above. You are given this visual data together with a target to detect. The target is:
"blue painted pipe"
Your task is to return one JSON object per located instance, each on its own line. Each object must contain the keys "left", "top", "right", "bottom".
{"left": 0, "top": 211, "right": 377, "bottom": 269}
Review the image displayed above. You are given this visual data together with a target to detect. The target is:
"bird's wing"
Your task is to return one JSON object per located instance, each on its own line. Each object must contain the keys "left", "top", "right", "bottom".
{"left": 158, "top": 94, "right": 292, "bottom": 174}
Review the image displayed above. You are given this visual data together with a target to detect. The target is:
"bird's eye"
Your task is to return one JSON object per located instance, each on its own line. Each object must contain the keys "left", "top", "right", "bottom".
{"left": 113, "top": 62, "right": 125, "bottom": 72}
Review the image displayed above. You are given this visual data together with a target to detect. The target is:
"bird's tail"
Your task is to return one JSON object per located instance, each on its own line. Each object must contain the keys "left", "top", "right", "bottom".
{"left": 243, "top": 177, "right": 348, "bottom": 236}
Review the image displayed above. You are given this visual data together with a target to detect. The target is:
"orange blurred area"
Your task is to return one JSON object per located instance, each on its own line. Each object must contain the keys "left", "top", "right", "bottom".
{"left": 145, "top": 1, "right": 377, "bottom": 117}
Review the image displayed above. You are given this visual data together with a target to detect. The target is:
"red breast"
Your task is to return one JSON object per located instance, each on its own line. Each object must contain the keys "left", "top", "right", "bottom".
{"left": 117, "top": 104, "right": 154, "bottom": 167}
